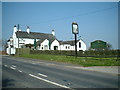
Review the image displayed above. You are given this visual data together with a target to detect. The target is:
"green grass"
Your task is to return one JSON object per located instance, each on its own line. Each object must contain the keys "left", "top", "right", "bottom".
{"left": 16, "top": 54, "right": 119, "bottom": 67}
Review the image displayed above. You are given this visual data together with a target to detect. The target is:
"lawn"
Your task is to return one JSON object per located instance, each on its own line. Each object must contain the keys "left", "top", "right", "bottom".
{"left": 17, "top": 54, "right": 119, "bottom": 67}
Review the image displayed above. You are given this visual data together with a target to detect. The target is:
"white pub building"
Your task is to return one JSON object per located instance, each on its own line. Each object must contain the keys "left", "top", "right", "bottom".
{"left": 6, "top": 25, "right": 87, "bottom": 55}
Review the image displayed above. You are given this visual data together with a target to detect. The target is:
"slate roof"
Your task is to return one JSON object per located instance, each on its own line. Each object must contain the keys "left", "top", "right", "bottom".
{"left": 60, "top": 40, "right": 79, "bottom": 46}
{"left": 16, "top": 31, "right": 56, "bottom": 46}
{"left": 15, "top": 31, "right": 85, "bottom": 47}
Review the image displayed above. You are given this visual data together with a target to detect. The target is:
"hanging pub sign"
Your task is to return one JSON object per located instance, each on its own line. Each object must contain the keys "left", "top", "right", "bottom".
{"left": 72, "top": 22, "right": 79, "bottom": 34}
{"left": 72, "top": 22, "right": 79, "bottom": 57}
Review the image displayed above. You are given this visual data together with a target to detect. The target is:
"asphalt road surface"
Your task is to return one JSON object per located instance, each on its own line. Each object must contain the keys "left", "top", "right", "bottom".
{"left": 2, "top": 56, "right": 119, "bottom": 89}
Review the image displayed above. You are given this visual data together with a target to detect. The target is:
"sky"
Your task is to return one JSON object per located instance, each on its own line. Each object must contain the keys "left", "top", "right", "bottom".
{"left": 2, "top": 2, "right": 119, "bottom": 50}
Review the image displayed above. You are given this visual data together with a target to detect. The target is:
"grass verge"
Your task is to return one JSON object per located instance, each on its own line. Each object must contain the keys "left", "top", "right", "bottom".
{"left": 16, "top": 54, "right": 119, "bottom": 67}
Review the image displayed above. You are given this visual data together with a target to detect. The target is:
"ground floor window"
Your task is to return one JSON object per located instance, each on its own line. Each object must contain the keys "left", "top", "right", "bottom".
{"left": 44, "top": 45, "right": 48, "bottom": 50}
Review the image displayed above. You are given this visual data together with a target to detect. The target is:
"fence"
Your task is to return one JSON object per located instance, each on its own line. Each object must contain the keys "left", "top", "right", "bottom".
{"left": 16, "top": 48, "right": 30, "bottom": 55}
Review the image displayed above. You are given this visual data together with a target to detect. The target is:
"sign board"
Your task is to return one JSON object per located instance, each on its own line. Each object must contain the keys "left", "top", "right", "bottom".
{"left": 72, "top": 22, "right": 79, "bottom": 34}
{"left": 91, "top": 40, "right": 107, "bottom": 49}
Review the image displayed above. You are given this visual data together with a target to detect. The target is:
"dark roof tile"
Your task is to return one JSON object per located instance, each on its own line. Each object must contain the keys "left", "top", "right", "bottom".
{"left": 60, "top": 40, "right": 79, "bottom": 46}
{"left": 16, "top": 31, "right": 56, "bottom": 46}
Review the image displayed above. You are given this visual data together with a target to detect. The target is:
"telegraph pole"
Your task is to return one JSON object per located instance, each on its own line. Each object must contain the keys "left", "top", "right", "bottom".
{"left": 18, "top": 24, "right": 19, "bottom": 56}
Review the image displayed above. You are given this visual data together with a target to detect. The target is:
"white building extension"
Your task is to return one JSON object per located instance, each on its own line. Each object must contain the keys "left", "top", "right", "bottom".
{"left": 6, "top": 25, "right": 87, "bottom": 55}
{"left": 36, "top": 39, "right": 86, "bottom": 51}
{"left": 38, "top": 39, "right": 49, "bottom": 50}
{"left": 50, "top": 39, "right": 60, "bottom": 50}
{"left": 59, "top": 39, "right": 86, "bottom": 51}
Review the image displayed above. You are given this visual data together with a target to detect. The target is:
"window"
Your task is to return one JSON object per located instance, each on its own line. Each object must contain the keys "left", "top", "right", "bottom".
{"left": 79, "top": 42, "right": 81, "bottom": 48}
{"left": 44, "top": 45, "right": 48, "bottom": 50}
{"left": 68, "top": 46, "right": 70, "bottom": 49}
{"left": 66, "top": 46, "right": 67, "bottom": 49}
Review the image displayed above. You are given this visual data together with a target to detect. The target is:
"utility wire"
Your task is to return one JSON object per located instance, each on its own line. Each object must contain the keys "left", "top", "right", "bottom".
{"left": 23, "top": 6, "right": 118, "bottom": 26}
{"left": 75, "top": 6, "right": 117, "bottom": 17}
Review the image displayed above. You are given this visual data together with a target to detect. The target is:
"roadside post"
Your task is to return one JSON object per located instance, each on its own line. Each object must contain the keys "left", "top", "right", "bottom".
{"left": 72, "top": 22, "right": 79, "bottom": 57}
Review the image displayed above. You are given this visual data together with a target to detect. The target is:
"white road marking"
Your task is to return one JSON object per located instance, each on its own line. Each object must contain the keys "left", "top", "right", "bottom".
{"left": 18, "top": 70, "right": 22, "bottom": 72}
{"left": 4, "top": 65, "right": 8, "bottom": 67}
{"left": 29, "top": 74, "right": 72, "bottom": 89}
{"left": 38, "top": 73, "right": 48, "bottom": 77}
{"left": 10, "top": 67, "right": 16, "bottom": 70}
{"left": 12, "top": 65, "right": 16, "bottom": 67}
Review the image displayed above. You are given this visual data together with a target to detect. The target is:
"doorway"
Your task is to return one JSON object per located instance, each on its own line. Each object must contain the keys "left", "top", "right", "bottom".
{"left": 54, "top": 46, "right": 58, "bottom": 50}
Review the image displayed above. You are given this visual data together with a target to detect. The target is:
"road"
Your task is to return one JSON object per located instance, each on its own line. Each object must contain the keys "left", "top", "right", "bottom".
{"left": 2, "top": 56, "right": 119, "bottom": 89}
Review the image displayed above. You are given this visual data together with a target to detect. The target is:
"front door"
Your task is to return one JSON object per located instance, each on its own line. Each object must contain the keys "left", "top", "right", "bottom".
{"left": 54, "top": 46, "right": 58, "bottom": 50}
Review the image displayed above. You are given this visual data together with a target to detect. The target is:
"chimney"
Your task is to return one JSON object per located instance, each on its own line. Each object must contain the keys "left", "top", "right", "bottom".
{"left": 13, "top": 25, "right": 17, "bottom": 33}
{"left": 27, "top": 26, "right": 30, "bottom": 34}
{"left": 52, "top": 30, "right": 55, "bottom": 36}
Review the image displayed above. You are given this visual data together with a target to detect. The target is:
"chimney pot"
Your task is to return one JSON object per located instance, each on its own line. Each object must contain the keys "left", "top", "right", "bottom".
{"left": 13, "top": 25, "right": 17, "bottom": 33}
{"left": 27, "top": 26, "right": 30, "bottom": 33}
{"left": 14, "top": 25, "right": 16, "bottom": 27}
{"left": 52, "top": 30, "right": 55, "bottom": 36}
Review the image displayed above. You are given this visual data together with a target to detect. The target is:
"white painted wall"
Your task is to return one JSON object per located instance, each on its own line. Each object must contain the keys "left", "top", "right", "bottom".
{"left": 24, "top": 38, "right": 34, "bottom": 44}
{"left": 39, "top": 39, "right": 49, "bottom": 50}
{"left": 15, "top": 38, "right": 34, "bottom": 48}
{"left": 77, "top": 40, "right": 87, "bottom": 51}
{"left": 70, "top": 46, "right": 75, "bottom": 51}
{"left": 51, "top": 40, "right": 60, "bottom": 50}
{"left": 59, "top": 40, "right": 87, "bottom": 51}
{"left": 6, "top": 48, "right": 10, "bottom": 54}
{"left": 60, "top": 44, "right": 71, "bottom": 51}
{"left": 12, "top": 26, "right": 18, "bottom": 48}
{"left": 36, "top": 39, "right": 86, "bottom": 51}
{"left": 6, "top": 48, "right": 16, "bottom": 55}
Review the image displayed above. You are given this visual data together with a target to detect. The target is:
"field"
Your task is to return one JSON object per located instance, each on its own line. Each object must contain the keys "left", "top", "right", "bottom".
{"left": 16, "top": 54, "right": 119, "bottom": 67}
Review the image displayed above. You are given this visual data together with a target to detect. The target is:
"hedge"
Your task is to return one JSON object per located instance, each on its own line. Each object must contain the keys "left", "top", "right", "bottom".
{"left": 30, "top": 50, "right": 119, "bottom": 57}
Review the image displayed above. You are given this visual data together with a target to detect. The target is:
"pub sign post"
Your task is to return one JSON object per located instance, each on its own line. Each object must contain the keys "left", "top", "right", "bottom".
{"left": 72, "top": 22, "right": 79, "bottom": 57}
